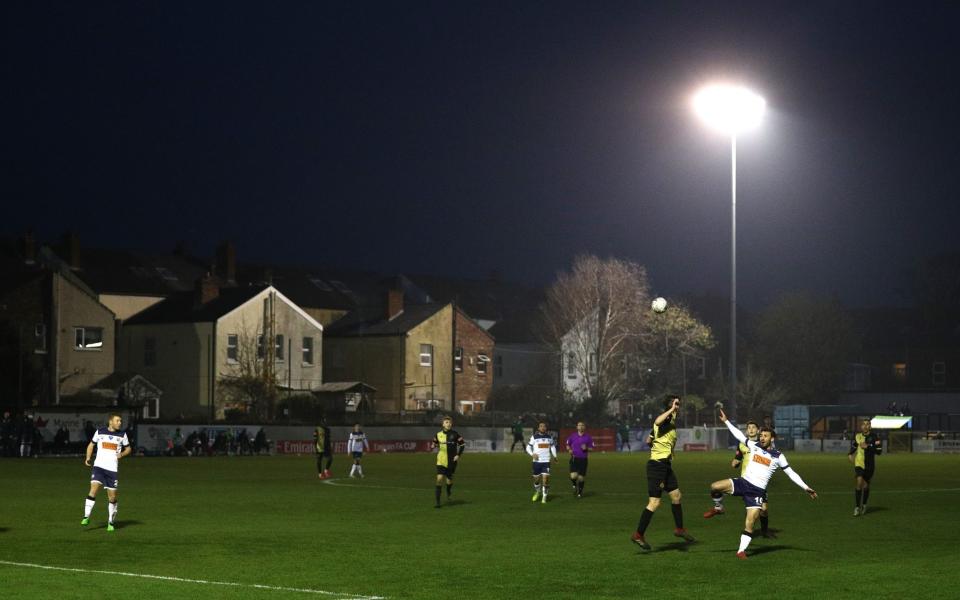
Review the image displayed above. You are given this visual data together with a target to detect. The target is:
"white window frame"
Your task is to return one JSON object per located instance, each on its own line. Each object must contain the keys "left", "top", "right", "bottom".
{"left": 257, "top": 334, "right": 265, "bottom": 361}
{"left": 420, "top": 344, "right": 433, "bottom": 367}
{"left": 226, "top": 334, "right": 239, "bottom": 364}
{"left": 454, "top": 347, "right": 463, "bottom": 372}
{"left": 275, "top": 334, "right": 285, "bottom": 362}
{"left": 477, "top": 354, "right": 489, "bottom": 375}
{"left": 567, "top": 352, "right": 576, "bottom": 379}
{"left": 34, "top": 323, "right": 47, "bottom": 354}
{"left": 74, "top": 327, "right": 104, "bottom": 351}
{"left": 933, "top": 361, "right": 946, "bottom": 386}
{"left": 142, "top": 397, "right": 160, "bottom": 420}
{"left": 302, "top": 336, "right": 314, "bottom": 366}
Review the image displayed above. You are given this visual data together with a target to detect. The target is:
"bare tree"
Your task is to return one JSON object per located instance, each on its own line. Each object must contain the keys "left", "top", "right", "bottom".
{"left": 217, "top": 317, "right": 279, "bottom": 420}
{"left": 540, "top": 255, "right": 716, "bottom": 420}
{"left": 539, "top": 255, "right": 650, "bottom": 416}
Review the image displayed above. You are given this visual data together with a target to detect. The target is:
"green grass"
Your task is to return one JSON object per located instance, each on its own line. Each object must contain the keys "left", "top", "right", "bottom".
{"left": 2, "top": 451, "right": 959, "bottom": 599}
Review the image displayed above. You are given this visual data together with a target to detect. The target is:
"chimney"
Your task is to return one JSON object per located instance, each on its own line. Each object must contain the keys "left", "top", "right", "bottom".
{"left": 195, "top": 272, "right": 220, "bottom": 306}
{"left": 62, "top": 232, "right": 81, "bottom": 269}
{"left": 386, "top": 289, "right": 404, "bottom": 321}
{"left": 215, "top": 241, "right": 236, "bottom": 284}
{"left": 20, "top": 231, "right": 36, "bottom": 265}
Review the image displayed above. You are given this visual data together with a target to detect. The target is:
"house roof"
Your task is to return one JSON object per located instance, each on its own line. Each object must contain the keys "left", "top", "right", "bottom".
{"left": 313, "top": 382, "right": 377, "bottom": 393}
{"left": 125, "top": 285, "right": 270, "bottom": 325}
{"left": 50, "top": 245, "right": 208, "bottom": 297}
{"left": 403, "top": 273, "right": 543, "bottom": 323}
{"left": 325, "top": 302, "right": 447, "bottom": 337}
{"left": 236, "top": 263, "right": 355, "bottom": 311}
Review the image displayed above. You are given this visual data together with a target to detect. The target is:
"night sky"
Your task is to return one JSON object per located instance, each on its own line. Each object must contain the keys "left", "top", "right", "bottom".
{"left": 4, "top": 1, "right": 960, "bottom": 309}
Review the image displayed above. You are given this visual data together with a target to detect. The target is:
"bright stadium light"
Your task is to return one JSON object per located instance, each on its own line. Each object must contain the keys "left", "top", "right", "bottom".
{"left": 692, "top": 82, "right": 765, "bottom": 423}
{"left": 692, "top": 84, "right": 766, "bottom": 135}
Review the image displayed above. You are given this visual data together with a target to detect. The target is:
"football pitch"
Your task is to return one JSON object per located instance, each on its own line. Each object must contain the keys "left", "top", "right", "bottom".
{"left": 2, "top": 451, "right": 959, "bottom": 599}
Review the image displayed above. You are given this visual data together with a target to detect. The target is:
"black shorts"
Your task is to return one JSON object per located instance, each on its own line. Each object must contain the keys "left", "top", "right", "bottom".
{"left": 646, "top": 459, "right": 678, "bottom": 498}
{"left": 569, "top": 457, "right": 588, "bottom": 475}
{"left": 854, "top": 466, "right": 875, "bottom": 481}
{"left": 436, "top": 462, "right": 458, "bottom": 478}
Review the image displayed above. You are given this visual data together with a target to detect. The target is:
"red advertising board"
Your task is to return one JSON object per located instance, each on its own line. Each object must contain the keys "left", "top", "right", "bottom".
{"left": 558, "top": 427, "right": 616, "bottom": 452}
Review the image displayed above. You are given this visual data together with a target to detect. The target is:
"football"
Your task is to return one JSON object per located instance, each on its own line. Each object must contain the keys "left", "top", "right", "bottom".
{"left": 651, "top": 297, "right": 667, "bottom": 313}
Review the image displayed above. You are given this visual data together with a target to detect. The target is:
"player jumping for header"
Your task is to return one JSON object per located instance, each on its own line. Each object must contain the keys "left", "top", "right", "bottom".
{"left": 706, "top": 408, "right": 817, "bottom": 559}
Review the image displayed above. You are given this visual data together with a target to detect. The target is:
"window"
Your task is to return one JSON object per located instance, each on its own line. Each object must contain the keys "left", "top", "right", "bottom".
{"left": 893, "top": 362, "right": 907, "bottom": 383}
{"left": 454, "top": 347, "right": 463, "bottom": 372}
{"left": 495, "top": 355, "right": 503, "bottom": 377}
{"left": 142, "top": 397, "right": 160, "bottom": 420}
{"left": 257, "top": 334, "right": 265, "bottom": 360}
{"left": 144, "top": 337, "right": 157, "bottom": 367}
{"left": 588, "top": 352, "right": 597, "bottom": 375}
{"left": 74, "top": 327, "right": 104, "bottom": 350}
{"left": 477, "top": 354, "right": 489, "bottom": 375}
{"left": 420, "top": 344, "right": 433, "bottom": 367}
{"left": 34, "top": 323, "right": 47, "bottom": 354}
{"left": 933, "top": 361, "right": 946, "bottom": 386}
{"left": 226, "top": 334, "right": 239, "bottom": 363}
{"left": 567, "top": 352, "right": 576, "bottom": 378}
{"left": 302, "top": 337, "right": 314, "bottom": 366}
{"left": 275, "top": 334, "right": 285, "bottom": 362}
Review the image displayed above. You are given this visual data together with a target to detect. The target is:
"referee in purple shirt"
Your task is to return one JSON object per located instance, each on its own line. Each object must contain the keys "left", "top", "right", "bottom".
{"left": 565, "top": 421, "right": 595, "bottom": 498}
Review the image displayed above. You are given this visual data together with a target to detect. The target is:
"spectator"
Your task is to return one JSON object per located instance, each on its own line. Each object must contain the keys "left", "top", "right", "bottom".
{"left": 510, "top": 418, "right": 525, "bottom": 453}
{"left": 238, "top": 428, "right": 251, "bottom": 455}
{"left": 901, "top": 402, "right": 911, "bottom": 416}
{"left": 19, "top": 414, "right": 36, "bottom": 457}
{"left": 199, "top": 429, "right": 209, "bottom": 456}
{"left": 173, "top": 427, "right": 185, "bottom": 456}
{"left": 1, "top": 411, "right": 15, "bottom": 457}
{"left": 254, "top": 428, "right": 267, "bottom": 454}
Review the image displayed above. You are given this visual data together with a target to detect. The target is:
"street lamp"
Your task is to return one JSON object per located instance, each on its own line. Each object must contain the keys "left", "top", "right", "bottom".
{"left": 692, "top": 84, "right": 765, "bottom": 421}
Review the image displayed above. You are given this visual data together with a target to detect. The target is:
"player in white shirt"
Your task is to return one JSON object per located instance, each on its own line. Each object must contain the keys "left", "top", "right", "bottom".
{"left": 706, "top": 408, "right": 817, "bottom": 559}
{"left": 81, "top": 413, "right": 132, "bottom": 532}
{"left": 346, "top": 423, "right": 370, "bottom": 478}
{"left": 526, "top": 422, "right": 557, "bottom": 504}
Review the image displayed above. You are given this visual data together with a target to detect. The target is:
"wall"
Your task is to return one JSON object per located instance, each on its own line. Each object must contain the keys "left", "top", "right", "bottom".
{"left": 121, "top": 322, "right": 213, "bottom": 419}
{"left": 454, "top": 309, "right": 494, "bottom": 409}
{"left": 58, "top": 273, "right": 116, "bottom": 397}
{"left": 324, "top": 335, "right": 404, "bottom": 414}
{"left": 99, "top": 294, "right": 164, "bottom": 321}
{"left": 216, "top": 289, "right": 324, "bottom": 395}
{"left": 405, "top": 305, "right": 453, "bottom": 411}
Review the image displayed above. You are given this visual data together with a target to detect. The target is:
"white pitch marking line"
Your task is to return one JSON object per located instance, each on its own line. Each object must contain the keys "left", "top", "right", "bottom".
{"left": 0, "top": 560, "right": 386, "bottom": 599}
{"left": 321, "top": 478, "right": 960, "bottom": 497}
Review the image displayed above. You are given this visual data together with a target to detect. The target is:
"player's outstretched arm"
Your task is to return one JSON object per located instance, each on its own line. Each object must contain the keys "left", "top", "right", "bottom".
{"left": 653, "top": 399, "right": 680, "bottom": 426}
{"left": 722, "top": 417, "right": 747, "bottom": 444}
{"left": 783, "top": 466, "right": 817, "bottom": 499}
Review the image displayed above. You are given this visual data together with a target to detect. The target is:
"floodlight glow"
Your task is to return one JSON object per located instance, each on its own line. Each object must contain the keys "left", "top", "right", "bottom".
{"left": 692, "top": 84, "right": 766, "bottom": 135}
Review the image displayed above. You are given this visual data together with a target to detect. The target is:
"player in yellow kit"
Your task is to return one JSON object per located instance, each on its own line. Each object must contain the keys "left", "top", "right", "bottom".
{"left": 849, "top": 418, "right": 882, "bottom": 516}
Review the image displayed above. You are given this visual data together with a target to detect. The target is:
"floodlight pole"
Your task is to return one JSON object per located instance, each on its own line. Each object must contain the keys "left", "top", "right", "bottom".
{"left": 730, "top": 134, "right": 737, "bottom": 421}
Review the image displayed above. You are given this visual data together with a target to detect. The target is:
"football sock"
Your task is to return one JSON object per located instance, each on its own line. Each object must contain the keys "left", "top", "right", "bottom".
{"left": 671, "top": 503, "right": 684, "bottom": 529}
{"left": 571, "top": 478, "right": 578, "bottom": 489}
{"left": 446, "top": 483, "right": 452, "bottom": 497}
{"left": 862, "top": 488, "right": 870, "bottom": 507}
{"left": 357, "top": 466, "right": 363, "bottom": 476}
{"left": 711, "top": 490, "right": 724, "bottom": 509}
{"left": 542, "top": 485, "right": 549, "bottom": 499}
{"left": 637, "top": 508, "right": 654, "bottom": 535}
{"left": 108, "top": 501, "right": 117, "bottom": 524}
{"left": 577, "top": 480, "right": 585, "bottom": 494}
{"left": 435, "top": 485, "right": 442, "bottom": 504}
{"left": 855, "top": 489, "right": 862, "bottom": 507}
{"left": 738, "top": 530, "right": 753, "bottom": 553}
{"left": 84, "top": 496, "right": 95, "bottom": 518}
{"left": 760, "top": 515, "right": 769, "bottom": 534}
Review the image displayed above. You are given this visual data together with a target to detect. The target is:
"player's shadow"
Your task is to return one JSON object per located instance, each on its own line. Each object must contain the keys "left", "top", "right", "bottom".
{"left": 745, "top": 544, "right": 810, "bottom": 556}
{"left": 860, "top": 506, "right": 888, "bottom": 514}
{"left": 649, "top": 541, "right": 695, "bottom": 553}
{"left": 0, "top": 527, "right": 9, "bottom": 533}
{"left": 444, "top": 500, "right": 470, "bottom": 507}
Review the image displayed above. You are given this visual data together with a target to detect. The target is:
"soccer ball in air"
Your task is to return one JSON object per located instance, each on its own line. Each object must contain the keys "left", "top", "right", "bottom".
{"left": 651, "top": 297, "right": 667, "bottom": 313}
